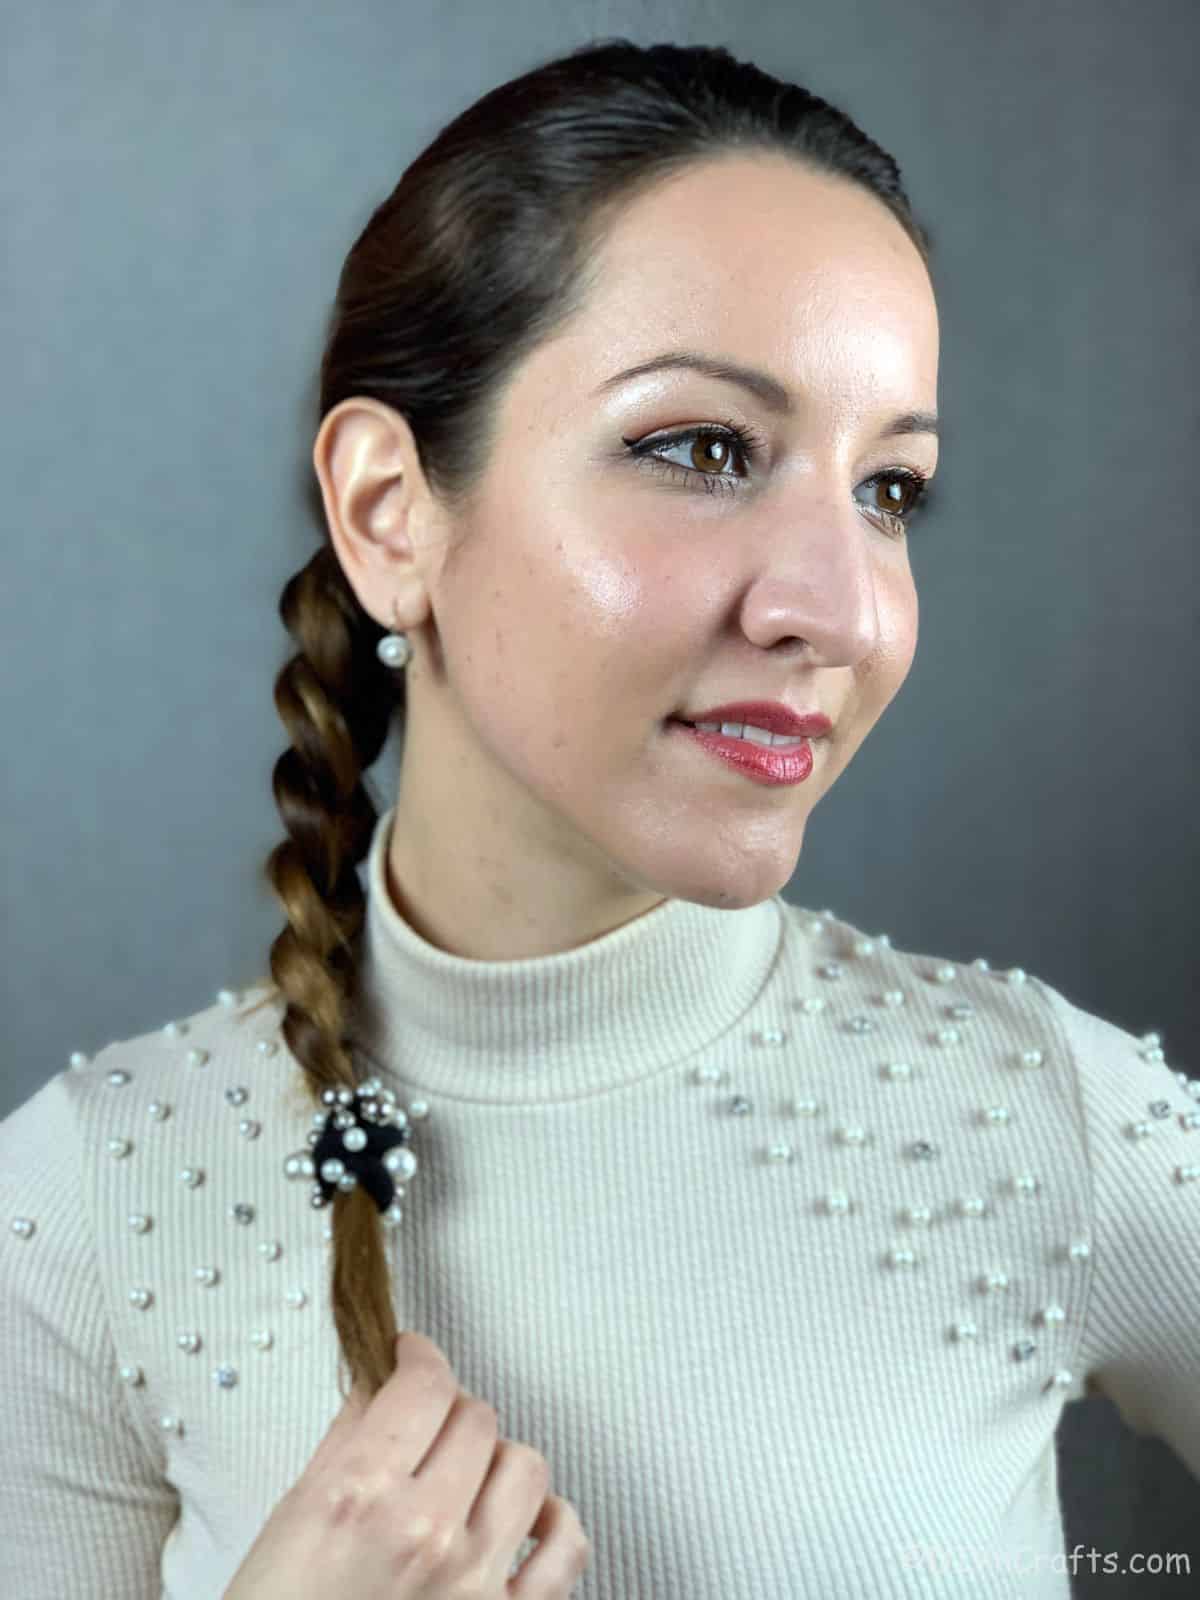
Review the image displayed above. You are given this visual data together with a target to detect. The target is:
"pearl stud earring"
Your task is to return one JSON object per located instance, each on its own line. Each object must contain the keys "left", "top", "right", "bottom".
{"left": 376, "top": 599, "right": 412, "bottom": 670}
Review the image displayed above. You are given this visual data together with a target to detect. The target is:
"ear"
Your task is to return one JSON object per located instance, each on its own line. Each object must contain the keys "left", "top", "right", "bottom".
{"left": 312, "top": 396, "right": 441, "bottom": 635}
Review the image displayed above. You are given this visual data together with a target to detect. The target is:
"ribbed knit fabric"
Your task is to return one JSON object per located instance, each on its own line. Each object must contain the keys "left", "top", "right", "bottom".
{"left": 2, "top": 803, "right": 1198, "bottom": 1599}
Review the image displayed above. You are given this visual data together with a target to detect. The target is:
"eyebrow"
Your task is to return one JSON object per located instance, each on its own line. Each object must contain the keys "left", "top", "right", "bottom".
{"left": 593, "top": 350, "right": 939, "bottom": 440}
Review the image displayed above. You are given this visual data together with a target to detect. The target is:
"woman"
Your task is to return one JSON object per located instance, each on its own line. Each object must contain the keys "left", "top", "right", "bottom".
{"left": 2, "top": 37, "right": 1196, "bottom": 1600}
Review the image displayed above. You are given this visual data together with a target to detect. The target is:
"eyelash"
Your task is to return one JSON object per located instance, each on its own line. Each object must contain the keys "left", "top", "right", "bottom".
{"left": 621, "top": 417, "right": 933, "bottom": 538}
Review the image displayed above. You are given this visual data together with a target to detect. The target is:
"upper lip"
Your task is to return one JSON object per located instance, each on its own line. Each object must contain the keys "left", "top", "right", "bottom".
{"left": 675, "top": 701, "right": 833, "bottom": 738}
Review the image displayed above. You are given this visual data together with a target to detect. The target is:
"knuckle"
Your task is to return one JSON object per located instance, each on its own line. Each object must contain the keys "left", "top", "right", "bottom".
{"left": 309, "top": 1469, "right": 383, "bottom": 1530}
{"left": 400, "top": 1505, "right": 459, "bottom": 1568}
{"left": 507, "top": 1441, "right": 550, "bottom": 1490}
{"left": 464, "top": 1394, "right": 498, "bottom": 1434}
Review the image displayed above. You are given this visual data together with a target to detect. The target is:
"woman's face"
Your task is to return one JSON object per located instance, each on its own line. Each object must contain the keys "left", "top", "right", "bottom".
{"left": 321, "top": 153, "right": 940, "bottom": 956}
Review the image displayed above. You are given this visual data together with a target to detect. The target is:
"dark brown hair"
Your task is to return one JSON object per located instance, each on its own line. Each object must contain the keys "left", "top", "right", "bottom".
{"left": 252, "top": 37, "right": 934, "bottom": 1402}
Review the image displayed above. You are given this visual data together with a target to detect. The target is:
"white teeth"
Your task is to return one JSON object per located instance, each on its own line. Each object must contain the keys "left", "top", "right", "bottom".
{"left": 693, "top": 720, "right": 806, "bottom": 747}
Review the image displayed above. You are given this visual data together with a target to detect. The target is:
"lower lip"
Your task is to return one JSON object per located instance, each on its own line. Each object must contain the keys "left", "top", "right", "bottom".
{"left": 668, "top": 720, "right": 817, "bottom": 786}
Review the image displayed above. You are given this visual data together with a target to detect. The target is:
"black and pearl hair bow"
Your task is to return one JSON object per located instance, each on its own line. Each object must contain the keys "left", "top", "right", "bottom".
{"left": 283, "top": 1074, "right": 417, "bottom": 1227}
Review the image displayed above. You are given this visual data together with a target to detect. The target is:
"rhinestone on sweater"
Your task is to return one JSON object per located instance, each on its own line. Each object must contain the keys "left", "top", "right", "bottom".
{"left": 107, "top": 1070, "right": 131, "bottom": 1087}
{"left": 214, "top": 1364, "right": 239, "bottom": 1389}
{"left": 128, "top": 1214, "right": 152, "bottom": 1234}
{"left": 1149, "top": 1100, "right": 1172, "bottom": 1120}
{"left": 108, "top": 1138, "right": 133, "bottom": 1158}
{"left": 754, "top": 1027, "right": 787, "bottom": 1046}
{"left": 119, "top": 1365, "right": 144, "bottom": 1386}
{"left": 180, "top": 1168, "right": 205, "bottom": 1187}
{"left": 909, "top": 1140, "right": 937, "bottom": 1160}
{"left": 250, "top": 1329, "right": 274, "bottom": 1351}
{"left": 225, "top": 1087, "right": 249, "bottom": 1107}
{"left": 187, "top": 1047, "right": 210, "bottom": 1068}
{"left": 129, "top": 1287, "right": 154, "bottom": 1309}
{"left": 285, "top": 1288, "right": 308, "bottom": 1309}
{"left": 10, "top": 1218, "right": 35, "bottom": 1239}
{"left": 239, "top": 1119, "right": 262, "bottom": 1140}
{"left": 231, "top": 1203, "right": 255, "bottom": 1225}
{"left": 258, "top": 1240, "right": 282, "bottom": 1261}
{"left": 1013, "top": 1339, "right": 1037, "bottom": 1361}
{"left": 160, "top": 1414, "right": 184, "bottom": 1435}
{"left": 845, "top": 1016, "right": 877, "bottom": 1035}
{"left": 147, "top": 1101, "right": 170, "bottom": 1121}
{"left": 194, "top": 1266, "right": 219, "bottom": 1287}
{"left": 178, "top": 1332, "right": 202, "bottom": 1354}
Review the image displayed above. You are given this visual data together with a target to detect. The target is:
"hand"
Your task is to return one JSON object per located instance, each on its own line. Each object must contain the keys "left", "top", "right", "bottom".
{"left": 223, "top": 1330, "right": 592, "bottom": 1598}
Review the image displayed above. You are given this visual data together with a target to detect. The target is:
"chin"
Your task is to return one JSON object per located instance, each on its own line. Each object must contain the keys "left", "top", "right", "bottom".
{"left": 645, "top": 843, "right": 804, "bottom": 912}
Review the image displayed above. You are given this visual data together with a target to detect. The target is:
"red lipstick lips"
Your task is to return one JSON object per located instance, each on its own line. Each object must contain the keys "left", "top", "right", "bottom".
{"left": 674, "top": 701, "right": 832, "bottom": 739}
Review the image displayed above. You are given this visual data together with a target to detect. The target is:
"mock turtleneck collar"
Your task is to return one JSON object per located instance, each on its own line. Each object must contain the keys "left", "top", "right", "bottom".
{"left": 344, "top": 804, "right": 785, "bottom": 1106}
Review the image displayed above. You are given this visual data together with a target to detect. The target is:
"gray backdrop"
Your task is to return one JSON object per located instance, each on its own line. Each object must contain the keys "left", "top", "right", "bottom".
{"left": 2, "top": 1, "right": 1196, "bottom": 1594}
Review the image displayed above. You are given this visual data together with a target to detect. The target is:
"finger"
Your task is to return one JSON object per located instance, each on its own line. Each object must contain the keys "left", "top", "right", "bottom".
{"left": 352, "top": 1334, "right": 459, "bottom": 1474}
{"left": 306, "top": 1376, "right": 372, "bottom": 1474}
{"left": 507, "top": 1497, "right": 589, "bottom": 1597}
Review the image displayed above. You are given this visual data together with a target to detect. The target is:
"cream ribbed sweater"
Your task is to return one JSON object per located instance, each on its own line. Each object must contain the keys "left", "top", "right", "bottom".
{"left": 2, "top": 805, "right": 1198, "bottom": 1599}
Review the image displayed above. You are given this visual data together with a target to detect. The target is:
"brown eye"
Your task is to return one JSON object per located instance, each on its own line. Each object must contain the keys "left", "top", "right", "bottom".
{"left": 858, "top": 468, "right": 931, "bottom": 536}
{"left": 622, "top": 421, "right": 763, "bottom": 498}
{"left": 687, "top": 430, "right": 740, "bottom": 475}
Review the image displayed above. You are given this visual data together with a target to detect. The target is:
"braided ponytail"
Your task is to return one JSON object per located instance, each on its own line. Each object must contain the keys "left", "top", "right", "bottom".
{"left": 249, "top": 37, "right": 932, "bottom": 1403}
{"left": 260, "top": 543, "right": 402, "bottom": 1401}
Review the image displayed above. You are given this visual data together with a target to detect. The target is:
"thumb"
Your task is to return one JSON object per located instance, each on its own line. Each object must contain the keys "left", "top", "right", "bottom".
{"left": 307, "top": 1374, "right": 372, "bottom": 1469}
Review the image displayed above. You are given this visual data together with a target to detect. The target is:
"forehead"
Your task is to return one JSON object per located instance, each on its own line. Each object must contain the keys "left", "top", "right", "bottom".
{"left": 533, "top": 153, "right": 939, "bottom": 427}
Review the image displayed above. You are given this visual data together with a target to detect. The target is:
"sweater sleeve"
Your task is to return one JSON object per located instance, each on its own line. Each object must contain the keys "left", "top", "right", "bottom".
{"left": 1030, "top": 975, "right": 1200, "bottom": 1482}
{"left": 0, "top": 1070, "right": 180, "bottom": 1598}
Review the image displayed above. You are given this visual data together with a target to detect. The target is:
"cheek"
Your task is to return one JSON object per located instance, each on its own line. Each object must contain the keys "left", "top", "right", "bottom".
{"left": 438, "top": 512, "right": 672, "bottom": 747}
{"left": 876, "top": 564, "right": 919, "bottom": 676}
